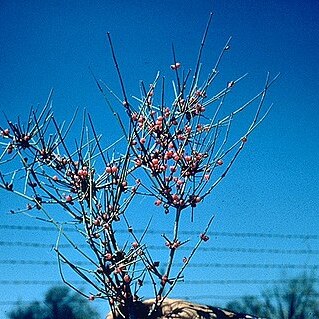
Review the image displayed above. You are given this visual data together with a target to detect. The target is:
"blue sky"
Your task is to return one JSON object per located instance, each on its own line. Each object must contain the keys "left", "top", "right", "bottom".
{"left": 0, "top": 0, "right": 318, "bottom": 317}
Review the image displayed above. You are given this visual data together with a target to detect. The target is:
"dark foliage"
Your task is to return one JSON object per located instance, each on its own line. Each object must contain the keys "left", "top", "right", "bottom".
{"left": 7, "top": 286, "right": 100, "bottom": 319}
{"left": 227, "top": 273, "right": 319, "bottom": 319}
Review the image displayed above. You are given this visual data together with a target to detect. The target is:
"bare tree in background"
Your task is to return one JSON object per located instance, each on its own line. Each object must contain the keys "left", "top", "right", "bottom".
{"left": 0, "top": 13, "right": 278, "bottom": 319}
{"left": 226, "top": 273, "right": 319, "bottom": 319}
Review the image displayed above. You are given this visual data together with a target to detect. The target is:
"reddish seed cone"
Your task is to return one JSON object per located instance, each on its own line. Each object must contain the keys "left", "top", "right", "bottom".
{"left": 111, "top": 166, "right": 118, "bottom": 173}
{"left": 154, "top": 199, "right": 162, "bottom": 206}
{"left": 170, "top": 62, "right": 181, "bottom": 70}
{"left": 105, "top": 253, "right": 112, "bottom": 260}
{"left": 1, "top": 129, "right": 10, "bottom": 136}
{"left": 65, "top": 195, "right": 73, "bottom": 203}
{"left": 106, "top": 166, "right": 112, "bottom": 173}
{"left": 217, "top": 159, "right": 223, "bottom": 166}
{"left": 200, "top": 233, "right": 209, "bottom": 242}
{"left": 132, "top": 242, "right": 139, "bottom": 249}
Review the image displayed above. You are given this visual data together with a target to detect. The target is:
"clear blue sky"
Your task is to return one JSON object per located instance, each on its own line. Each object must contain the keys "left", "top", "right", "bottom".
{"left": 0, "top": 0, "right": 318, "bottom": 318}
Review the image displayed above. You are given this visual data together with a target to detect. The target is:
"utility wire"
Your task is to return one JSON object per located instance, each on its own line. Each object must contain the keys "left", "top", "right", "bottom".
{"left": 1, "top": 241, "right": 318, "bottom": 255}
{"left": 147, "top": 245, "right": 319, "bottom": 255}
{"left": 1, "top": 278, "right": 318, "bottom": 286}
{"left": 1, "top": 224, "right": 319, "bottom": 240}
{"left": 0, "top": 259, "right": 318, "bottom": 270}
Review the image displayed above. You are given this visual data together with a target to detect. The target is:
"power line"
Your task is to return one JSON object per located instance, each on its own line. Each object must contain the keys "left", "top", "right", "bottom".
{"left": 0, "top": 299, "right": 103, "bottom": 305}
{"left": 210, "top": 232, "right": 319, "bottom": 240}
{"left": 1, "top": 224, "right": 319, "bottom": 240}
{"left": 1, "top": 278, "right": 318, "bottom": 286}
{"left": 0, "top": 280, "right": 83, "bottom": 286}
{"left": 0, "top": 260, "right": 56, "bottom": 265}
{"left": 1, "top": 241, "right": 318, "bottom": 255}
{"left": 176, "top": 263, "right": 319, "bottom": 270}
{"left": 0, "top": 241, "right": 69, "bottom": 249}
{"left": 177, "top": 293, "right": 319, "bottom": 300}
{"left": 181, "top": 263, "right": 319, "bottom": 270}
{"left": 183, "top": 279, "right": 319, "bottom": 285}
{"left": 147, "top": 245, "right": 319, "bottom": 255}
{"left": 0, "top": 224, "right": 76, "bottom": 232}
{"left": 0, "top": 259, "right": 318, "bottom": 270}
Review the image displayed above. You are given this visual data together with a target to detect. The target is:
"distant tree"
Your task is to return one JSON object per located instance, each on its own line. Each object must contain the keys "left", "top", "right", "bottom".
{"left": 7, "top": 286, "right": 100, "bottom": 319}
{"left": 227, "top": 295, "right": 265, "bottom": 317}
{"left": 226, "top": 273, "right": 319, "bottom": 319}
{"left": 8, "top": 301, "right": 43, "bottom": 319}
